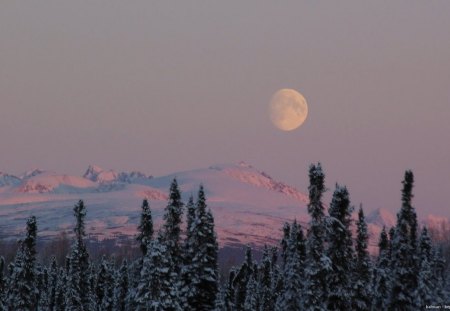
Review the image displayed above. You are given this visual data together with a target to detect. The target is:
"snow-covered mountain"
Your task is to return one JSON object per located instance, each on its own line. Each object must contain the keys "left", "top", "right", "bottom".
{"left": 0, "top": 163, "right": 448, "bottom": 252}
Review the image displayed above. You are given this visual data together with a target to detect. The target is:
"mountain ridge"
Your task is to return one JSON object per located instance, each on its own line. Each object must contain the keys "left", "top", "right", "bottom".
{"left": 0, "top": 163, "right": 448, "bottom": 253}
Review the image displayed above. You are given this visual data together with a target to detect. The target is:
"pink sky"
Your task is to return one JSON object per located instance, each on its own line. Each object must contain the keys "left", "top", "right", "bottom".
{"left": 1, "top": 1, "right": 449, "bottom": 216}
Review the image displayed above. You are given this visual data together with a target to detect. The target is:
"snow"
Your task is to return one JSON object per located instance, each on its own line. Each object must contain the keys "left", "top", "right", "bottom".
{"left": 0, "top": 162, "right": 447, "bottom": 252}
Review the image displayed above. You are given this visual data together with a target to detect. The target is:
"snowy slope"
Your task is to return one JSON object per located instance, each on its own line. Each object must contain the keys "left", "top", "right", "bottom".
{"left": 0, "top": 163, "right": 448, "bottom": 252}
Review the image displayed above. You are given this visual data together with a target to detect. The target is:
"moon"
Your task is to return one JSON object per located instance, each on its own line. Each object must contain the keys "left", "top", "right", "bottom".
{"left": 269, "top": 89, "right": 308, "bottom": 131}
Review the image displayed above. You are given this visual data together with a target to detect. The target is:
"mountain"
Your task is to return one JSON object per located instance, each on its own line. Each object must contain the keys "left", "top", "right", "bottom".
{"left": 0, "top": 163, "right": 448, "bottom": 252}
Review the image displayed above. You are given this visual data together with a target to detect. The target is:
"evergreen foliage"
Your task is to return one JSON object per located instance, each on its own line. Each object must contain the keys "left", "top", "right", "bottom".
{"left": 352, "top": 206, "right": 372, "bottom": 311}
{"left": 326, "top": 185, "right": 354, "bottom": 311}
{"left": 6, "top": 216, "right": 38, "bottom": 311}
{"left": 371, "top": 227, "right": 391, "bottom": 310}
{"left": 184, "top": 186, "right": 219, "bottom": 311}
{"left": 389, "top": 171, "right": 419, "bottom": 310}
{"left": 0, "top": 167, "right": 447, "bottom": 310}
{"left": 304, "top": 163, "right": 330, "bottom": 311}
{"left": 137, "top": 199, "right": 154, "bottom": 256}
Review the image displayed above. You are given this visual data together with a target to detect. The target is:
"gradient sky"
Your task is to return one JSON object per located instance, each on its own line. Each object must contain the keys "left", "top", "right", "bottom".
{"left": 1, "top": 1, "right": 449, "bottom": 217}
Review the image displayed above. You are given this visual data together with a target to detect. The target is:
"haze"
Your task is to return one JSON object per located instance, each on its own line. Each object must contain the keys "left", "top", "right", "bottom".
{"left": 1, "top": 1, "right": 449, "bottom": 217}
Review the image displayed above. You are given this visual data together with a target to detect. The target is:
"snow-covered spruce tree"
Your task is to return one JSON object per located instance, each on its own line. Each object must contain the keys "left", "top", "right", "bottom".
{"left": 69, "top": 200, "right": 92, "bottom": 310}
{"left": 431, "top": 247, "right": 447, "bottom": 304}
{"left": 371, "top": 226, "right": 391, "bottom": 310}
{"left": 232, "top": 246, "right": 255, "bottom": 311}
{"left": 101, "top": 260, "right": 115, "bottom": 311}
{"left": 0, "top": 257, "right": 5, "bottom": 311}
{"left": 162, "top": 179, "right": 184, "bottom": 272}
{"left": 217, "top": 269, "right": 236, "bottom": 311}
{"left": 96, "top": 256, "right": 114, "bottom": 311}
{"left": 54, "top": 267, "right": 66, "bottom": 311}
{"left": 180, "top": 195, "right": 195, "bottom": 309}
{"left": 243, "top": 274, "right": 258, "bottom": 311}
{"left": 257, "top": 245, "right": 278, "bottom": 311}
{"left": 36, "top": 265, "right": 50, "bottom": 310}
{"left": 352, "top": 206, "right": 372, "bottom": 311}
{"left": 281, "top": 222, "right": 291, "bottom": 268}
{"left": 414, "top": 227, "right": 435, "bottom": 307}
{"left": 114, "top": 259, "right": 129, "bottom": 311}
{"left": 275, "top": 221, "right": 304, "bottom": 311}
{"left": 184, "top": 186, "right": 219, "bottom": 311}
{"left": 65, "top": 255, "right": 83, "bottom": 311}
{"left": 48, "top": 257, "right": 58, "bottom": 311}
{"left": 135, "top": 233, "right": 181, "bottom": 311}
{"left": 304, "top": 163, "right": 330, "bottom": 311}
{"left": 326, "top": 185, "right": 354, "bottom": 311}
{"left": 137, "top": 198, "right": 154, "bottom": 257}
{"left": 6, "top": 215, "right": 38, "bottom": 310}
{"left": 389, "top": 171, "right": 419, "bottom": 310}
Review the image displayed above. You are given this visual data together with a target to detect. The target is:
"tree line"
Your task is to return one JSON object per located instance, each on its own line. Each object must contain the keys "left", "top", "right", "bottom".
{"left": 0, "top": 164, "right": 448, "bottom": 310}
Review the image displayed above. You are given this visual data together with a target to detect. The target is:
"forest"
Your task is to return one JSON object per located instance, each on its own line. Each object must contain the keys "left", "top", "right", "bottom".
{"left": 0, "top": 163, "right": 448, "bottom": 310}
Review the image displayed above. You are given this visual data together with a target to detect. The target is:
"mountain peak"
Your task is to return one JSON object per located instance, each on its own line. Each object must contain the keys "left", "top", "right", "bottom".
{"left": 366, "top": 208, "right": 396, "bottom": 228}
{"left": 21, "top": 168, "right": 46, "bottom": 180}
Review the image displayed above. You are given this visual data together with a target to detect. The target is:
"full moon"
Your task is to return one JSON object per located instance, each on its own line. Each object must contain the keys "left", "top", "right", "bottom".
{"left": 269, "top": 89, "right": 308, "bottom": 131}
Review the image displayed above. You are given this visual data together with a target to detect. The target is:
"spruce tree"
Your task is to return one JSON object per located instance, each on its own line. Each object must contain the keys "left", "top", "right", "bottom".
{"left": 275, "top": 222, "right": 304, "bottom": 311}
{"left": 96, "top": 256, "right": 114, "bottom": 310}
{"left": 243, "top": 275, "right": 258, "bottom": 311}
{"left": 114, "top": 259, "right": 129, "bottom": 311}
{"left": 304, "top": 163, "right": 330, "bottom": 311}
{"left": 180, "top": 195, "right": 195, "bottom": 309}
{"left": 0, "top": 257, "right": 5, "bottom": 310}
{"left": 135, "top": 233, "right": 181, "bottom": 311}
{"left": 64, "top": 254, "right": 83, "bottom": 311}
{"left": 257, "top": 245, "right": 276, "bottom": 311}
{"left": 162, "top": 178, "right": 184, "bottom": 271}
{"left": 414, "top": 227, "right": 435, "bottom": 307}
{"left": 137, "top": 198, "right": 154, "bottom": 256}
{"left": 232, "top": 246, "right": 255, "bottom": 311}
{"left": 352, "top": 206, "right": 372, "bottom": 311}
{"left": 6, "top": 216, "right": 38, "bottom": 310}
{"left": 48, "top": 257, "right": 58, "bottom": 311}
{"left": 389, "top": 171, "right": 419, "bottom": 310}
{"left": 71, "top": 200, "right": 91, "bottom": 310}
{"left": 326, "top": 185, "right": 354, "bottom": 311}
{"left": 185, "top": 186, "right": 219, "bottom": 311}
{"left": 371, "top": 227, "right": 391, "bottom": 310}
{"left": 100, "top": 258, "right": 114, "bottom": 311}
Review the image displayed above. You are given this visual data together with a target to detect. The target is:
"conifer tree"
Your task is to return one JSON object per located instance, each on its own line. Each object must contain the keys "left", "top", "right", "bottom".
{"left": 114, "top": 259, "right": 129, "bottom": 311}
{"left": 54, "top": 267, "right": 66, "bottom": 311}
{"left": 243, "top": 275, "right": 258, "bottom": 311}
{"left": 275, "top": 222, "right": 304, "bottom": 311}
{"left": 70, "top": 200, "right": 91, "bottom": 310}
{"left": 304, "top": 163, "right": 330, "bottom": 310}
{"left": 257, "top": 245, "right": 276, "bottom": 311}
{"left": 372, "top": 227, "right": 391, "bottom": 310}
{"left": 0, "top": 257, "right": 5, "bottom": 310}
{"left": 352, "top": 206, "right": 372, "bottom": 311}
{"left": 180, "top": 195, "right": 195, "bottom": 308}
{"left": 135, "top": 233, "right": 181, "bottom": 311}
{"left": 65, "top": 254, "right": 83, "bottom": 311}
{"left": 48, "top": 257, "right": 58, "bottom": 311}
{"left": 415, "top": 227, "right": 435, "bottom": 307}
{"left": 6, "top": 216, "right": 38, "bottom": 310}
{"left": 389, "top": 171, "right": 419, "bottom": 310}
{"left": 137, "top": 198, "right": 154, "bottom": 256}
{"left": 185, "top": 186, "right": 219, "bottom": 311}
{"left": 281, "top": 223, "right": 290, "bottom": 268}
{"left": 326, "top": 185, "right": 354, "bottom": 311}
{"left": 232, "top": 246, "right": 255, "bottom": 311}
{"left": 96, "top": 256, "right": 114, "bottom": 310}
{"left": 162, "top": 178, "right": 184, "bottom": 271}
{"left": 100, "top": 258, "right": 114, "bottom": 311}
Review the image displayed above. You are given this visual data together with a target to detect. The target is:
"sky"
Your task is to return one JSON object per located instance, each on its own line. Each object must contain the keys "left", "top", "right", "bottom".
{"left": 1, "top": 1, "right": 450, "bottom": 217}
